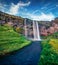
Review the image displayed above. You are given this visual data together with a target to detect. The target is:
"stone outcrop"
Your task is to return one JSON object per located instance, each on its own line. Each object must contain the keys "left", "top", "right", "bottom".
{"left": 0, "top": 11, "right": 58, "bottom": 36}
{"left": 40, "top": 22, "right": 58, "bottom": 36}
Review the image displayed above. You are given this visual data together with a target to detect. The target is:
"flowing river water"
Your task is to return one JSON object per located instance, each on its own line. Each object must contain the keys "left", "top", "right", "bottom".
{"left": 0, "top": 41, "right": 42, "bottom": 65}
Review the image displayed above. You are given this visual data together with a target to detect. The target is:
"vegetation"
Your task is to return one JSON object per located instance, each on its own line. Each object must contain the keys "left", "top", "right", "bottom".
{"left": 49, "top": 39, "right": 58, "bottom": 54}
{"left": 38, "top": 33, "right": 58, "bottom": 65}
{"left": 0, "top": 25, "right": 31, "bottom": 55}
{"left": 15, "top": 27, "right": 24, "bottom": 34}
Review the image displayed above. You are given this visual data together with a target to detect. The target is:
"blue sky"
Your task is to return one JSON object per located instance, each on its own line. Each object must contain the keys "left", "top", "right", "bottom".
{"left": 0, "top": 0, "right": 58, "bottom": 21}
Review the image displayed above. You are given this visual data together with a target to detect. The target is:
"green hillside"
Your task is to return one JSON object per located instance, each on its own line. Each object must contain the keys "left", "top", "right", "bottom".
{"left": 38, "top": 33, "right": 58, "bottom": 65}
{"left": 0, "top": 25, "right": 31, "bottom": 55}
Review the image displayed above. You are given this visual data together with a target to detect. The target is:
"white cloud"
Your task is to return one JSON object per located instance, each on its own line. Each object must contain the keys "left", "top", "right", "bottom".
{"left": 0, "top": 3, "right": 7, "bottom": 8}
{"left": 32, "top": 10, "right": 40, "bottom": 14}
{"left": 0, "top": 3, "right": 7, "bottom": 12}
{"left": 41, "top": 3, "right": 51, "bottom": 10}
{"left": 0, "top": 2, "right": 55, "bottom": 21}
{"left": 46, "top": 6, "right": 57, "bottom": 12}
{"left": 25, "top": 12, "right": 55, "bottom": 21}
{"left": 9, "top": 1, "right": 31, "bottom": 15}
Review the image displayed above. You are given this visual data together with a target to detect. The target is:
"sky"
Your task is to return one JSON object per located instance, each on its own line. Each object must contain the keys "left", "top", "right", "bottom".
{"left": 0, "top": 0, "right": 58, "bottom": 21}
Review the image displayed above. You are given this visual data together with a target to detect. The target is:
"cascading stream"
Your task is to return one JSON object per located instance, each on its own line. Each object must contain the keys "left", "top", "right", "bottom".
{"left": 24, "top": 18, "right": 28, "bottom": 37}
{"left": 24, "top": 19, "right": 41, "bottom": 41}
{"left": 33, "top": 20, "right": 41, "bottom": 41}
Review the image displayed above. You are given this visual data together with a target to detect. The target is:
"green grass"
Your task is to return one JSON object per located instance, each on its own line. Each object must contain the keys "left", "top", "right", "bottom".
{"left": 38, "top": 33, "right": 58, "bottom": 65}
{"left": 0, "top": 25, "right": 31, "bottom": 55}
{"left": 49, "top": 39, "right": 58, "bottom": 54}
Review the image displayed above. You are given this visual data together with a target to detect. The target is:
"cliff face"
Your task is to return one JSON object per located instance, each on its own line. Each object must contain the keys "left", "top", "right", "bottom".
{"left": 0, "top": 11, "right": 24, "bottom": 25}
{"left": 0, "top": 11, "right": 58, "bottom": 36}
{"left": 40, "top": 19, "right": 58, "bottom": 36}
{"left": 0, "top": 11, "right": 25, "bottom": 34}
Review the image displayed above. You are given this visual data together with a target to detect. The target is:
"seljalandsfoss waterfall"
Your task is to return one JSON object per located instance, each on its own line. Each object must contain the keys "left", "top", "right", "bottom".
{"left": 24, "top": 19, "right": 41, "bottom": 41}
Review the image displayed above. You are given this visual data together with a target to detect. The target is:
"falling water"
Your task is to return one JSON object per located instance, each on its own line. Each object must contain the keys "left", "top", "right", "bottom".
{"left": 24, "top": 18, "right": 28, "bottom": 37}
{"left": 33, "top": 20, "right": 41, "bottom": 41}
{"left": 36, "top": 21, "right": 41, "bottom": 40}
{"left": 24, "top": 19, "right": 41, "bottom": 41}
{"left": 33, "top": 20, "right": 37, "bottom": 39}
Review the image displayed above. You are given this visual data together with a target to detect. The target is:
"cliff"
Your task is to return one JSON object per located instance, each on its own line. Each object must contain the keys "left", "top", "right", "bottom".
{"left": 0, "top": 11, "right": 58, "bottom": 36}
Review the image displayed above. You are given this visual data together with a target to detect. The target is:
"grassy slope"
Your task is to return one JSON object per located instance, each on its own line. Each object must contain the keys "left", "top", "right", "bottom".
{"left": 0, "top": 25, "right": 31, "bottom": 55}
{"left": 49, "top": 39, "right": 58, "bottom": 54}
{"left": 38, "top": 33, "right": 58, "bottom": 65}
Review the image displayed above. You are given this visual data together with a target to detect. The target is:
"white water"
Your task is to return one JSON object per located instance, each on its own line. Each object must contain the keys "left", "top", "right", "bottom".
{"left": 24, "top": 19, "right": 28, "bottom": 37}
{"left": 24, "top": 19, "right": 41, "bottom": 41}
{"left": 33, "top": 20, "right": 37, "bottom": 39}
{"left": 33, "top": 20, "right": 41, "bottom": 41}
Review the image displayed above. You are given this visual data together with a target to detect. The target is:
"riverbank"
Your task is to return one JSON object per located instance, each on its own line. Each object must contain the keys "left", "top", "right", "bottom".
{"left": 0, "top": 41, "right": 42, "bottom": 65}
{"left": 38, "top": 39, "right": 58, "bottom": 65}
{"left": 0, "top": 25, "right": 31, "bottom": 55}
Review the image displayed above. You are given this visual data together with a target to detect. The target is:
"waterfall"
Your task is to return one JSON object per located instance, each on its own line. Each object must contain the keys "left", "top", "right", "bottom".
{"left": 36, "top": 21, "right": 41, "bottom": 40}
{"left": 24, "top": 19, "right": 41, "bottom": 41}
{"left": 33, "top": 20, "right": 41, "bottom": 41}
{"left": 33, "top": 20, "right": 37, "bottom": 39}
{"left": 24, "top": 19, "right": 28, "bottom": 37}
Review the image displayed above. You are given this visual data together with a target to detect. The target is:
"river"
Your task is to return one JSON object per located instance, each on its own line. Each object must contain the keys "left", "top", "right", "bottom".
{"left": 0, "top": 41, "right": 42, "bottom": 65}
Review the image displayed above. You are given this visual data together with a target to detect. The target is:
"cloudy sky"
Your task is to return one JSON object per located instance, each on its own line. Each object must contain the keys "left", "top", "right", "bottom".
{"left": 0, "top": 0, "right": 58, "bottom": 21}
